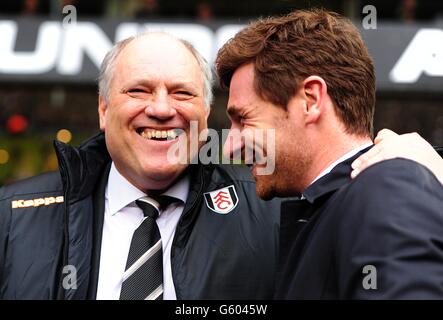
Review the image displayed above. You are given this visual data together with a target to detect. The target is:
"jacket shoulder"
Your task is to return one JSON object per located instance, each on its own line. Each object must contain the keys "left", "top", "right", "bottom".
{"left": 345, "top": 157, "right": 442, "bottom": 197}
{"left": 0, "top": 171, "right": 63, "bottom": 201}
{"left": 335, "top": 158, "right": 443, "bottom": 221}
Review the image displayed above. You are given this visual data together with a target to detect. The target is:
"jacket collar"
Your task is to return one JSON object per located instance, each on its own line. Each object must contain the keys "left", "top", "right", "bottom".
{"left": 54, "top": 132, "right": 111, "bottom": 204}
{"left": 54, "top": 131, "right": 216, "bottom": 248}
{"left": 302, "top": 146, "right": 373, "bottom": 204}
{"left": 54, "top": 132, "right": 212, "bottom": 206}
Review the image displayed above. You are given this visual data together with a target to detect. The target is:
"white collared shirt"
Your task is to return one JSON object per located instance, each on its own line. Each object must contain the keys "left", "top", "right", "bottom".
{"left": 309, "top": 142, "right": 373, "bottom": 186}
{"left": 96, "top": 163, "right": 189, "bottom": 300}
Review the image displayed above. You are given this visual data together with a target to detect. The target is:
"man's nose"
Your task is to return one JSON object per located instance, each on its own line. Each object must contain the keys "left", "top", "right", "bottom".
{"left": 144, "top": 94, "right": 177, "bottom": 120}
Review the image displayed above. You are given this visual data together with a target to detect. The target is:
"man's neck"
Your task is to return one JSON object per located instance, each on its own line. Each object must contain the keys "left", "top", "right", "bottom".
{"left": 302, "top": 135, "right": 372, "bottom": 190}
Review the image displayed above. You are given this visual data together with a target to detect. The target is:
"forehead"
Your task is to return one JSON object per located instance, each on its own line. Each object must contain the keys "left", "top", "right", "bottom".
{"left": 114, "top": 35, "right": 203, "bottom": 86}
{"left": 227, "top": 63, "right": 259, "bottom": 111}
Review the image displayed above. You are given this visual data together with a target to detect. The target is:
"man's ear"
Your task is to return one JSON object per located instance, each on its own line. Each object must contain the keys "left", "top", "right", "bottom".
{"left": 301, "top": 75, "right": 328, "bottom": 125}
{"left": 98, "top": 95, "right": 107, "bottom": 131}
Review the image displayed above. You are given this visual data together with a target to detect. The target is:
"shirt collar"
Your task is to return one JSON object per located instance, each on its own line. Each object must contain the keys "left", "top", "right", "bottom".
{"left": 106, "top": 162, "right": 190, "bottom": 216}
{"left": 161, "top": 173, "right": 189, "bottom": 204}
{"left": 302, "top": 143, "right": 373, "bottom": 203}
{"left": 309, "top": 142, "right": 373, "bottom": 186}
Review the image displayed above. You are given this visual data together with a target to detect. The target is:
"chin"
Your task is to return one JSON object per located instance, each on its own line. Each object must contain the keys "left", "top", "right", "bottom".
{"left": 255, "top": 179, "right": 275, "bottom": 201}
{"left": 142, "top": 163, "right": 182, "bottom": 179}
{"left": 135, "top": 170, "right": 179, "bottom": 191}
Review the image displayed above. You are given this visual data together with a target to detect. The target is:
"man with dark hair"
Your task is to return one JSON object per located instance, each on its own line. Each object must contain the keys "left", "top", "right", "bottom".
{"left": 216, "top": 9, "right": 443, "bottom": 299}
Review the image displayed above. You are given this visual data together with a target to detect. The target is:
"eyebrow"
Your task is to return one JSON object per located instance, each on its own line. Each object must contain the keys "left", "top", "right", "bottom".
{"left": 169, "top": 82, "right": 200, "bottom": 94}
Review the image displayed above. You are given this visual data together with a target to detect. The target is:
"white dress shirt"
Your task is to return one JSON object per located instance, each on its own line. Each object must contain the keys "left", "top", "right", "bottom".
{"left": 96, "top": 163, "right": 189, "bottom": 300}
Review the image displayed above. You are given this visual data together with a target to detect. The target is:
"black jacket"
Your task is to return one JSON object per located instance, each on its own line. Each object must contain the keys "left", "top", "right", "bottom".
{"left": 0, "top": 133, "right": 280, "bottom": 300}
{"left": 276, "top": 148, "right": 443, "bottom": 299}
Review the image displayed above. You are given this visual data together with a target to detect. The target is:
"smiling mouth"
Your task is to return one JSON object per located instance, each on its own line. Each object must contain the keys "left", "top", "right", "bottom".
{"left": 136, "top": 128, "right": 184, "bottom": 141}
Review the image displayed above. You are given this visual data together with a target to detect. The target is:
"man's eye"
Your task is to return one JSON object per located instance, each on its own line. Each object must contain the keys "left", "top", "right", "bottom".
{"left": 174, "top": 91, "right": 194, "bottom": 98}
{"left": 128, "top": 88, "right": 146, "bottom": 93}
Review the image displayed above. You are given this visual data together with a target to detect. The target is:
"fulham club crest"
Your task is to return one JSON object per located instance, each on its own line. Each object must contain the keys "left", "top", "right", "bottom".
{"left": 204, "top": 185, "right": 238, "bottom": 214}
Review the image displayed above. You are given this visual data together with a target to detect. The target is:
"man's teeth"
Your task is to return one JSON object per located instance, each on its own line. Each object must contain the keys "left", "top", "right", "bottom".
{"left": 140, "top": 129, "right": 179, "bottom": 140}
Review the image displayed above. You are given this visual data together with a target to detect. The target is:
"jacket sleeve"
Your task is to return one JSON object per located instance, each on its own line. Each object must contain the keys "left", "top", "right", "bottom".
{"left": 335, "top": 159, "right": 443, "bottom": 299}
{"left": 0, "top": 188, "right": 12, "bottom": 292}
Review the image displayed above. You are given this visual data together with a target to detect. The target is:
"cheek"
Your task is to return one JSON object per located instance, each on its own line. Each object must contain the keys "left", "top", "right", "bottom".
{"left": 106, "top": 110, "right": 123, "bottom": 129}
{"left": 177, "top": 104, "right": 208, "bottom": 128}
{"left": 109, "top": 102, "right": 145, "bottom": 126}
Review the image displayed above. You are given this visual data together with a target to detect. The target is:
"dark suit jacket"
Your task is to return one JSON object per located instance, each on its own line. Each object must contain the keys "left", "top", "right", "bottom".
{"left": 276, "top": 148, "right": 443, "bottom": 299}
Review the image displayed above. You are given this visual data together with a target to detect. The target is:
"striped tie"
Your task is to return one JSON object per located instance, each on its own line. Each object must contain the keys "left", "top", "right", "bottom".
{"left": 119, "top": 195, "right": 177, "bottom": 300}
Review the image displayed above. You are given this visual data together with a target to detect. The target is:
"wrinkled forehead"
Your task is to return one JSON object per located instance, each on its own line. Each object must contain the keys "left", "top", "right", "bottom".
{"left": 114, "top": 34, "right": 203, "bottom": 83}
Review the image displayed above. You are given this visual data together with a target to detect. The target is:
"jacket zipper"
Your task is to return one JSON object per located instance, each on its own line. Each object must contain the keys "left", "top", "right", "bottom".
{"left": 54, "top": 143, "right": 70, "bottom": 300}
{"left": 171, "top": 166, "right": 205, "bottom": 300}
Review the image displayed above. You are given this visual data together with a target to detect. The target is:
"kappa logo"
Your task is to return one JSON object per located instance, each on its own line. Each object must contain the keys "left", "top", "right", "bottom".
{"left": 11, "top": 196, "right": 64, "bottom": 209}
{"left": 204, "top": 185, "right": 238, "bottom": 214}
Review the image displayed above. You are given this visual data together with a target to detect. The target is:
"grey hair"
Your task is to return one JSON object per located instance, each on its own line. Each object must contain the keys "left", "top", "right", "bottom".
{"left": 98, "top": 32, "right": 214, "bottom": 109}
